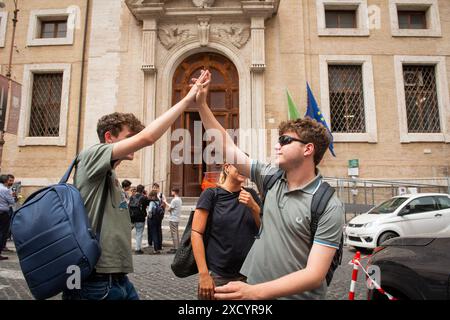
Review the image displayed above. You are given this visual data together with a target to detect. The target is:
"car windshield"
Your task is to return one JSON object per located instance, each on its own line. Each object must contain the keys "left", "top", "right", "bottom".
{"left": 369, "top": 197, "right": 408, "bottom": 214}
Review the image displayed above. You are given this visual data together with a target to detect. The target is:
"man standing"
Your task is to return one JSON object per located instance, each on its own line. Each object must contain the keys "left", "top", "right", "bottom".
{"left": 196, "top": 70, "right": 345, "bottom": 300}
{"left": 166, "top": 188, "right": 182, "bottom": 254}
{"left": 0, "top": 175, "right": 15, "bottom": 260}
{"left": 61, "top": 70, "right": 210, "bottom": 300}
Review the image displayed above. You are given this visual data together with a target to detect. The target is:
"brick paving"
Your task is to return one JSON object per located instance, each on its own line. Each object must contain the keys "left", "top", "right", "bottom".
{"left": 0, "top": 239, "right": 369, "bottom": 300}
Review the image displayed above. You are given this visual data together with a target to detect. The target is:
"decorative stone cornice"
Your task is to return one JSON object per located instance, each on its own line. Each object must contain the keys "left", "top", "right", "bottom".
{"left": 126, "top": 0, "right": 279, "bottom": 20}
{"left": 125, "top": 1, "right": 165, "bottom": 20}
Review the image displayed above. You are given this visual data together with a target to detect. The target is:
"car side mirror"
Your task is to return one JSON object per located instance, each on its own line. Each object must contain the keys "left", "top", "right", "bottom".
{"left": 398, "top": 208, "right": 410, "bottom": 216}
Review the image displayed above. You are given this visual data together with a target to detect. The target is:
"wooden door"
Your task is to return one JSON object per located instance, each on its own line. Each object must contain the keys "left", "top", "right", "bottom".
{"left": 170, "top": 53, "right": 239, "bottom": 196}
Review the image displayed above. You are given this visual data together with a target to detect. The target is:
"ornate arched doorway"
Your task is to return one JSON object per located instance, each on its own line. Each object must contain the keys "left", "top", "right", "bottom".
{"left": 170, "top": 52, "right": 239, "bottom": 196}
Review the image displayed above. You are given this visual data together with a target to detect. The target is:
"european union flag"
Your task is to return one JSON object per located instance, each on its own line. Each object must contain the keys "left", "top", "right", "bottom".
{"left": 306, "top": 83, "right": 336, "bottom": 157}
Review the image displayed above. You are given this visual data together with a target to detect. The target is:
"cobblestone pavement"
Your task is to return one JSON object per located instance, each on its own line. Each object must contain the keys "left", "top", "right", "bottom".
{"left": 0, "top": 239, "right": 370, "bottom": 300}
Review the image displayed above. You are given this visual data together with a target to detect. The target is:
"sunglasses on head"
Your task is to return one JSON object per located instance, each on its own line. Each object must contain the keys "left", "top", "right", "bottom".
{"left": 278, "top": 135, "right": 309, "bottom": 147}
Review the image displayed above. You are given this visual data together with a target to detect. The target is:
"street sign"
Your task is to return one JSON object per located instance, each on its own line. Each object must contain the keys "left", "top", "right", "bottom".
{"left": 348, "top": 159, "right": 359, "bottom": 168}
{"left": 348, "top": 159, "right": 359, "bottom": 176}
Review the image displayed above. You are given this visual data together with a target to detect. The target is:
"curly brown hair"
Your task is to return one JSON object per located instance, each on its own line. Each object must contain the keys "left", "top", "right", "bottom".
{"left": 278, "top": 117, "right": 331, "bottom": 166}
{"left": 96, "top": 112, "right": 145, "bottom": 143}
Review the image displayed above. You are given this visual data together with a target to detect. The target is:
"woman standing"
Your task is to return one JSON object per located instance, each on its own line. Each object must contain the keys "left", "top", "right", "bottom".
{"left": 191, "top": 164, "right": 261, "bottom": 300}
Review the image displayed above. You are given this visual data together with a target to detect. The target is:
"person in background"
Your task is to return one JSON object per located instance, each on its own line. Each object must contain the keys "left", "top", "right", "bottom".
{"left": 0, "top": 175, "right": 15, "bottom": 260}
{"left": 150, "top": 183, "right": 166, "bottom": 248}
{"left": 147, "top": 190, "right": 164, "bottom": 254}
{"left": 129, "top": 184, "right": 148, "bottom": 254}
{"left": 165, "top": 188, "right": 182, "bottom": 254}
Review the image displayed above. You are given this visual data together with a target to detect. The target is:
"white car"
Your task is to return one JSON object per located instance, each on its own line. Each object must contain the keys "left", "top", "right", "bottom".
{"left": 345, "top": 193, "right": 450, "bottom": 249}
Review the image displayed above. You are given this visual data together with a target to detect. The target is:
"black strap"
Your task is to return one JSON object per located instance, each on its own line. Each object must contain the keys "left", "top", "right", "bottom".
{"left": 59, "top": 158, "right": 77, "bottom": 184}
{"left": 261, "top": 169, "right": 284, "bottom": 205}
{"left": 310, "top": 182, "right": 335, "bottom": 240}
{"left": 204, "top": 187, "right": 219, "bottom": 244}
{"left": 95, "top": 172, "right": 110, "bottom": 237}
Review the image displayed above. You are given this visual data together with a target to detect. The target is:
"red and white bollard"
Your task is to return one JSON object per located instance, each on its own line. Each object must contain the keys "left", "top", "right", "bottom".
{"left": 348, "top": 251, "right": 361, "bottom": 300}
{"left": 353, "top": 259, "right": 397, "bottom": 301}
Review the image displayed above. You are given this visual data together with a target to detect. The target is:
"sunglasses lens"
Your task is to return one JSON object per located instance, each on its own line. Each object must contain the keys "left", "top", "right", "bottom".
{"left": 279, "top": 136, "right": 291, "bottom": 146}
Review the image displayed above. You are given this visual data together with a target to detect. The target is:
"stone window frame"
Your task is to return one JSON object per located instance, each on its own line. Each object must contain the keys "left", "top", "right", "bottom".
{"left": 18, "top": 64, "right": 71, "bottom": 146}
{"left": 394, "top": 56, "right": 450, "bottom": 143}
{"left": 316, "top": 0, "right": 370, "bottom": 37}
{"left": 389, "top": 0, "right": 442, "bottom": 37}
{"left": 0, "top": 11, "right": 7, "bottom": 48}
{"left": 27, "top": 8, "right": 75, "bottom": 46}
{"left": 319, "top": 55, "right": 378, "bottom": 143}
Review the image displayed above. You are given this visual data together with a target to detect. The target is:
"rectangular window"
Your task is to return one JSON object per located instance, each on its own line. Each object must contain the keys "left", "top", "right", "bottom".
{"left": 0, "top": 12, "right": 7, "bottom": 47}
{"left": 325, "top": 10, "right": 357, "bottom": 28}
{"left": 389, "top": 0, "right": 441, "bottom": 37}
{"left": 328, "top": 65, "right": 365, "bottom": 133}
{"left": 29, "top": 73, "right": 63, "bottom": 137}
{"left": 317, "top": 0, "right": 369, "bottom": 37}
{"left": 27, "top": 9, "right": 76, "bottom": 46}
{"left": 398, "top": 11, "right": 427, "bottom": 29}
{"left": 40, "top": 20, "right": 68, "bottom": 39}
{"left": 403, "top": 65, "right": 440, "bottom": 133}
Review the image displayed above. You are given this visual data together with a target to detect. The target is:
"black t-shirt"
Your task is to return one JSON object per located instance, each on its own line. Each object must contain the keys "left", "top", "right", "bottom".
{"left": 196, "top": 187, "right": 261, "bottom": 278}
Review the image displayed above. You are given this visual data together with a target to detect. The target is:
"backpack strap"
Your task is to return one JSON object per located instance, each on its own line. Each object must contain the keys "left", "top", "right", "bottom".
{"left": 95, "top": 171, "right": 110, "bottom": 238}
{"left": 254, "top": 170, "right": 284, "bottom": 239}
{"left": 204, "top": 187, "right": 219, "bottom": 244}
{"left": 261, "top": 169, "right": 284, "bottom": 206}
{"left": 310, "top": 181, "right": 335, "bottom": 242}
{"left": 59, "top": 157, "right": 78, "bottom": 184}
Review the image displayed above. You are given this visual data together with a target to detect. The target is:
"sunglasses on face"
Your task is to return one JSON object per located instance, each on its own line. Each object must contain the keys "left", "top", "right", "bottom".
{"left": 278, "top": 135, "right": 309, "bottom": 147}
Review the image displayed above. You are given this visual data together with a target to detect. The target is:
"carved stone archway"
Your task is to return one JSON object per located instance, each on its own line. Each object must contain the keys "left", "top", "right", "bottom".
{"left": 126, "top": 0, "right": 280, "bottom": 191}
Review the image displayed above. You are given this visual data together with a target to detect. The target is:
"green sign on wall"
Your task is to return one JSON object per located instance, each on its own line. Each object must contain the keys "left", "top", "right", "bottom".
{"left": 348, "top": 159, "right": 359, "bottom": 168}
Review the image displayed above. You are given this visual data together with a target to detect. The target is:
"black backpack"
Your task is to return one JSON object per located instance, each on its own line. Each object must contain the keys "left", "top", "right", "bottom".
{"left": 129, "top": 194, "right": 146, "bottom": 222}
{"left": 261, "top": 170, "right": 343, "bottom": 286}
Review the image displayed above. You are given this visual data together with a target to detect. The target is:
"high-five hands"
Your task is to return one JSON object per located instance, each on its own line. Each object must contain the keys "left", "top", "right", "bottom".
{"left": 185, "top": 69, "right": 211, "bottom": 106}
{"left": 189, "top": 69, "right": 211, "bottom": 106}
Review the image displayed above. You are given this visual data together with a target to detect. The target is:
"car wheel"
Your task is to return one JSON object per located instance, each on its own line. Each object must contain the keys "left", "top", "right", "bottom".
{"left": 377, "top": 231, "right": 399, "bottom": 246}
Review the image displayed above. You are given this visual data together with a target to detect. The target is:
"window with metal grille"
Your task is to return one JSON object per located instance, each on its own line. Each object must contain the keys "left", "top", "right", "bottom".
{"left": 40, "top": 20, "right": 68, "bottom": 39}
{"left": 328, "top": 65, "right": 365, "bottom": 133}
{"left": 403, "top": 65, "right": 440, "bottom": 133}
{"left": 398, "top": 10, "right": 427, "bottom": 29}
{"left": 325, "top": 10, "right": 357, "bottom": 28}
{"left": 29, "top": 73, "right": 63, "bottom": 137}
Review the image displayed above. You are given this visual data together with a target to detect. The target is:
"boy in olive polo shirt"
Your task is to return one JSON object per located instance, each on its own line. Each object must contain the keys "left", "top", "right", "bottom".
{"left": 62, "top": 70, "right": 210, "bottom": 300}
{"left": 196, "top": 70, "right": 345, "bottom": 300}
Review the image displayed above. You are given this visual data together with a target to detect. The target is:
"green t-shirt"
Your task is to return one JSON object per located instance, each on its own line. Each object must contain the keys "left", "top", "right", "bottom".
{"left": 74, "top": 143, "right": 133, "bottom": 274}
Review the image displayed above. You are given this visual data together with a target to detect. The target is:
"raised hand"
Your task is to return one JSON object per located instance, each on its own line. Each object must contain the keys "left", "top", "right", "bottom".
{"left": 186, "top": 70, "right": 210, "bottom": 106}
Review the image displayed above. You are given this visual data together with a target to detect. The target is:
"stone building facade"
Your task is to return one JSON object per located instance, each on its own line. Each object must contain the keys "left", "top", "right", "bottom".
{"left": 0, "top": 0, "right": 449, "bottom": 196}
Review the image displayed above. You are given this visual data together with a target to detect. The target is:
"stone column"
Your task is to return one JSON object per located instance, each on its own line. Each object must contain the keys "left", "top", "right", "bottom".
{"left": 250, "top": 16, "right": 267, "bottom": 162}
{"left": 141, "top": 18, "right": 158, "bottom": 188}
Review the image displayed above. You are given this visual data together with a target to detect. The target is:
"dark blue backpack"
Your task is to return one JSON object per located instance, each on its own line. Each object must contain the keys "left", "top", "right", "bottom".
{"left": 11, "top": 158, "right": 109, "bottom": 300}
{"left": 150, "top": 200, "right": 165, "bottom": 221}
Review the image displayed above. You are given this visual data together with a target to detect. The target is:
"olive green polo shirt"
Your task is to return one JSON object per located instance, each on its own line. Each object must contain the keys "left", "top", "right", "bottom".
{"left": 74, "top": 144, "right": 133, "bottom": 274}
{"left": 240, "top": 160, "right": 345, "bottom": 300}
